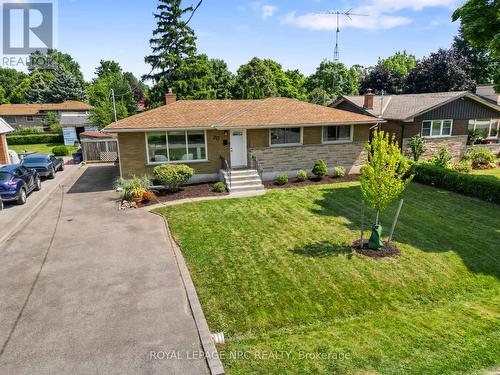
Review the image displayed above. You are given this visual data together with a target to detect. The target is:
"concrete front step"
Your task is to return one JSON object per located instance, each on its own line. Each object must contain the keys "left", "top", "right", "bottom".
{"left": 229, "top": 178, "right": 262, "bottom": 187}
{"left": 228, "top": 185, "right": 265, "bottom": 193}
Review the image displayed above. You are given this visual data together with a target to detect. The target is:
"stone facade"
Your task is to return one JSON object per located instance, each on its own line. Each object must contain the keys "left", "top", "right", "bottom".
{"left": 0, "top": 134, "right": 9, "bottom": 164}
{"left": 402, "top": 135, "right": 468, "bottom": 161}
{"left": 249, "top": 141, "right": 368, "bottom": 177}
{"left": 466, "top": 143, "right": 500, "bottom": 157}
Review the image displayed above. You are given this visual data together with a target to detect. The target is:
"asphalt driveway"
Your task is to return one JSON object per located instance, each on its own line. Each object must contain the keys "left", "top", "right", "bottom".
{"left": 0, "top": 165, "right": 209, "bottom": 374}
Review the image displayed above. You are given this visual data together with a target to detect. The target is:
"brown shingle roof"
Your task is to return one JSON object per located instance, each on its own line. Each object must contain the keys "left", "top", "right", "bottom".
{"left": 104, "top": 97, "right": 379, "bottom": 131}
{"left": 335, "top": 91, "right": 500, "bottom": 121}
{"left": 0, "top": 101, "right": 92, "bottom": 116}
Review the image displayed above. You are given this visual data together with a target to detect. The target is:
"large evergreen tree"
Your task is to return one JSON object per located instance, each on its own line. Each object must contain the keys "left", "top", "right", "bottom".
{"left": 46, "top": 70, "right": 87, "bottom": 102}
{"left": 143, "top": 0, "right": 197, "bottom": 105}
{"left": 171, "top": 54, "right": 216, "bottom": 99}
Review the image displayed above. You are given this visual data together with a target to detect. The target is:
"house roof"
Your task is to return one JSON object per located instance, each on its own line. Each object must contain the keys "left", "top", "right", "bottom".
{"left": 80, "top": 131, "right": 116, "bottom": 139}
{"left": 333, "top": 91, "right": 500, "bottom": 121}
{"left": 0, "top": 117, "right": 14, "bottom": 134}
{"left": 103, "top": 97, "right": 380, "bottom": 132}
{"left": 0, "top": 101, "right": 92, "bottom": 116}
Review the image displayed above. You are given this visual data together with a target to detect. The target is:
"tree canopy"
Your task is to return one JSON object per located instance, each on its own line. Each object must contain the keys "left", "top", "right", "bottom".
{"left": 233, "top": 57, "right": 277, "bottom": 99}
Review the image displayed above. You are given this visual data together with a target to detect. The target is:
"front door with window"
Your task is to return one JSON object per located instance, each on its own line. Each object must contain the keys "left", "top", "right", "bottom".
{"left": 230, "top": 129, "right": 247, "bottom": 168}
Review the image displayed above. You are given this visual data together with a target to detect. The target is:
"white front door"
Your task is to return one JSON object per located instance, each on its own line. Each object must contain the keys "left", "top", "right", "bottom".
{"left": 230, "top": 129, "right": 247, "bottom": 168}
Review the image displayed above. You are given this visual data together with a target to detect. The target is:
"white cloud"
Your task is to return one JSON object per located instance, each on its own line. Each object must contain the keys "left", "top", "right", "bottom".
{"left": 282, "top": 11, "right": 412, "bottom": 31}
{"left": 250, "top": 2, "right": 278, "bottom": 20}
{"left": 261, "top": 5, "right": 278, "bottom": 20}
{"left": 283, "top": 0, "right": 457, "bottom": 31}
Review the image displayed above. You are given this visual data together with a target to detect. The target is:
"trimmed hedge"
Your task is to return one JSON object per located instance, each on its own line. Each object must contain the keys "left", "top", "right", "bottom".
{"left": 6, "top": 133, "right": 63, "bottom": 145}
{"left": 411, "top": 163, "right": 500, "bottom": 204}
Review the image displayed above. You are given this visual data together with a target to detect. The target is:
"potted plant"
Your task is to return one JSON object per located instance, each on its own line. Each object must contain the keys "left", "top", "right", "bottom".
{"left": 142, "top": 191, "right": 154, "bottom": 202}
{"left": 132, "top": 188, "right": 145, "bottom": 206}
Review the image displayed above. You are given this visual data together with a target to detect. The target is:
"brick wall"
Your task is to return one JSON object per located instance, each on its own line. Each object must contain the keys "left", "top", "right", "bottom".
{"left": 402, "top": 135, "right": 468, "bottom": 161}
{"left": 118, "top": 130, "right": 229, "bottom": 179}
{"left": 0, "top": 134, "right": 9, "bottom": 164}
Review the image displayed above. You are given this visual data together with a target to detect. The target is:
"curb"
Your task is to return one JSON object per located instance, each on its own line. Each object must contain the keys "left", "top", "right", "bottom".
{"left": 152, "top": 211, "right": 225, "bottom": 375}
{"left": 0, "top": 165, "right": 84, "bottom": 246}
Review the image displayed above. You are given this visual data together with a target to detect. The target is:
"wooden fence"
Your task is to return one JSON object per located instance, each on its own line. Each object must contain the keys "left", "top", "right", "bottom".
{"left": 81, "top": 139, "right": 118, "bottom": 163}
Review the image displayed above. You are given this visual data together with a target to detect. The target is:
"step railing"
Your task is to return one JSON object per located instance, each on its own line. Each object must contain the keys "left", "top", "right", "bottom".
{"left": 220, "top": 155, "right": 231, "bottom": 189}
{"left": 251, "top": 155, "right": 264, "bottom": 180}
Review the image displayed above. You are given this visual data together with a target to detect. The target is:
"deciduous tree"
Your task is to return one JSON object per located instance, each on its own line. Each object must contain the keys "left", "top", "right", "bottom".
{"left": 233, "top": 57, "right": 277, "bottom": 99}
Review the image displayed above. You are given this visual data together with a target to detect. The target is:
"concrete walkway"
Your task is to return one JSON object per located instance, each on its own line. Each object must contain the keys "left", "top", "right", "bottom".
{"left": 0, "top": 165, "right": 209, "bottom": 374}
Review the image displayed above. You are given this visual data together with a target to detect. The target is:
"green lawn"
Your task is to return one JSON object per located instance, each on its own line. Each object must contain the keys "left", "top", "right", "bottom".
{"left": 473, "top": 167, "right": 500, "bottom": 179}
{"left": 157, "top": 182, "right": 500, "bottom": 375}
{"left": 8, "top": 143, "right": 77, "bottom": 156}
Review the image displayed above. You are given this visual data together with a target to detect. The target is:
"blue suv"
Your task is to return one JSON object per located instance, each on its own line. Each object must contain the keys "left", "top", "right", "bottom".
{"left": 0, "top": 165, "right": 41, "bottom": 206}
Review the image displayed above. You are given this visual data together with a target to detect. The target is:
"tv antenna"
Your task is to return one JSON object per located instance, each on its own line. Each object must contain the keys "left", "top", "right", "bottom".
{"left": 318, "top": 9, "right": 368, "bottom": 62}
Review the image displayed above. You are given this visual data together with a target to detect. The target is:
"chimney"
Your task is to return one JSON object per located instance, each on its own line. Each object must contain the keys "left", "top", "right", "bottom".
{"left": 165, "top": 88, "right": 177, "bottom": 105}
{"left": 364, "top": 89, "right": 374, "bottom": 110}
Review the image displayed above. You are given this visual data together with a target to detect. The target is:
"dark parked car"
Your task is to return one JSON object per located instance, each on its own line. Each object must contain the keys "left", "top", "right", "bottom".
{"left": 72, "top": 149, "right": 83, "bottom": 164}
{"left": 0, "top": 165, "right": 41, "bottom": 205}
{"left": 21, "top": 154, "right": 65, "bottom": 179}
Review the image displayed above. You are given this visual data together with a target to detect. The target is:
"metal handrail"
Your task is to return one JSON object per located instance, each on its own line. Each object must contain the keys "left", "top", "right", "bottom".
{"left": 220, "top": 155, "right": 231, "bottom": 189}
{"left": 251, "top": 155, "right": 263, "bottom": 180}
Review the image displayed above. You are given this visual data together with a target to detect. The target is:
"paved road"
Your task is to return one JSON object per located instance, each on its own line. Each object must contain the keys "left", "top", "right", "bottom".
{"left": 0, "top": 165, "right": 209, "bottom": 375}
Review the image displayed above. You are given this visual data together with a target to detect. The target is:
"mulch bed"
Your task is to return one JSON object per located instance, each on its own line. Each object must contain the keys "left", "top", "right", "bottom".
{"left": 265, "top": 175, "right": 359, "bottom": 189}
{"left": 352, "top": 239, "right": 401, "bottom": 258}
{"left": 147, "top": 182, "right": 228, "bottom": 204}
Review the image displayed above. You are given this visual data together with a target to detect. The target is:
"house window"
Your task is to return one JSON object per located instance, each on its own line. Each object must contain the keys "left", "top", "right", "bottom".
{"left": 26, "top": 116, "right": 34, "bottom": 122}
{"left": 468, "top": 119, "right": 499, "bottom": 139}
{"left": 270, "top": 127, "right": 302, "bottom": 146}
{"left": 146, "top": 130, "right": 207, "bottom": 163}
{"left": 322, "top": 125, "right": 353, "bottom": 143}
{"left": 421, "top": 120, "right": 453, "bottom": 137}
{"left": 3, "top": 116, "right": 16, "bottom": 124}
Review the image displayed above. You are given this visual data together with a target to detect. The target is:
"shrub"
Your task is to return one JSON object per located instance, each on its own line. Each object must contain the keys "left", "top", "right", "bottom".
{"left": 275, "top": 173, "right": 289, "bottom": 185}
{"left": 453, "top": 160, "right": 472, "bottom": 173}
{"left": 408, "top": 135, "right": 427, "bottom": 162}
{"left": 153, "top": 164, "right": 194, "bottom": 191}
{"left": 49, "top": 124, "right": 63, "bottom": 133}
{"left": 429, "top": 146, "right": 452, "bottom": 169}
{"left": 15, "top": 126, "right": 42, "bottom": 134}
{"left": 411, "top": 163, "right": 500, "bottom": 204}
{"left": 52, "top": 145, "right": 69, "bottom": 156}
{"left": 332, "top": 166, "right": 346, "bottom": 178}
{"left": 296, "top": 170, "right": 308, "bottom": 181}
{"left": 463, "top": 147, "right": 495, "bottom": 169}
{"left": 6, "top": 133, "right": 63, "bottom": 145}
{"left": 312, "top": 160, "right": 328, "bottom": 178}
{"left": 212, "top": 182, "right": 226, "bottom": 193}
{"left": 114, "top": 176, "right": 152, "bottom": 201}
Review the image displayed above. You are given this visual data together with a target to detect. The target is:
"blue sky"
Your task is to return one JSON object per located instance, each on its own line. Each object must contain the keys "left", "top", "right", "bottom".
{"left": 56, "top": 0, "right": 462, "bottom": 81}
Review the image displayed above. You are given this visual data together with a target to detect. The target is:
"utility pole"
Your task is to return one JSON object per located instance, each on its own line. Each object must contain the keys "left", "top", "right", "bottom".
{"left": 110, "top": 89, "right": 118, "bottom": 123}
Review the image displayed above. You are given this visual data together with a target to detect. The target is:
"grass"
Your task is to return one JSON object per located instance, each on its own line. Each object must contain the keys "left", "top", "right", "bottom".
{"left": 473, "top": 167, "right": 500, "bottom": 179}
{"left": 8, "top": 143, "right": 78, "bottom": 156}
{"left": 157, "top": 182, "right": 500, "bottom": 375}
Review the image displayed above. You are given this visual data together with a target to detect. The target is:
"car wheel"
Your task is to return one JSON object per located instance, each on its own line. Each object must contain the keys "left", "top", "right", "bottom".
{"left": 17, "top": 188, "right": 27, "bottom": 205}
{"left": 49, "top": 167, "right": 55, "bottom": 179}
{"left": 34, "top": 177, "right": 42, "bottom": 191}
{"left": 59, "top": 163, "right": 65, "bottom": 172}
{"left": 0, "top": 199, "right": 4, "bottom": 211}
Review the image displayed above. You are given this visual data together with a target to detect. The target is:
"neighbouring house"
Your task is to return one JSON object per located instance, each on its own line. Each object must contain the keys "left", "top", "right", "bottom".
{"left": 0, "top": 118, "right": 14, "bottom": 165}
{"left": 103, "top": 94, "right": 381, "bottom": 190}
{"left": 60, "top": 112, "right": 98, "bottom": 146}
{"left": 331, "top": 91, "right": 500, "bottom": 160}
{"left": 0, "top": 101, "right": 93, "bottom": 134}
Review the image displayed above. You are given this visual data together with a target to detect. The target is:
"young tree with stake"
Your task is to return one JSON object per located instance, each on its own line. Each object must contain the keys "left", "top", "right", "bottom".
{"left": 360, "top": 130, "right": 413, "bottom": 250}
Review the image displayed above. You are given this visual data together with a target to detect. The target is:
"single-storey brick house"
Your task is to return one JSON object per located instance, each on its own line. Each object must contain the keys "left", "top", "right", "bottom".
{"left": 103, "top": 94, "right": 380, "bottom": 187}
{"left": 331, "top": 91, "right": 500, "bottom": 159}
